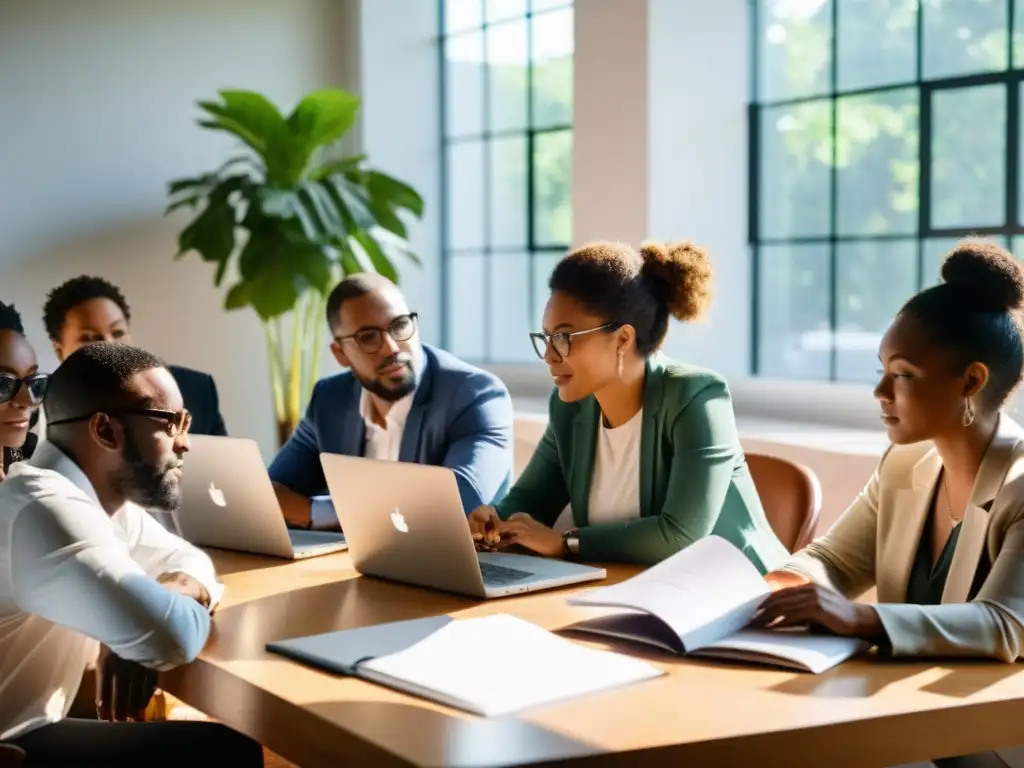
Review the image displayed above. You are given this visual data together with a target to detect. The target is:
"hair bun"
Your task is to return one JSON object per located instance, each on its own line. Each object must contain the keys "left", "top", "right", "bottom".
{"left": 941, "top": 238, "right": 1024, "bottom": 313}
{"left": 638, "top": 240, "right": 713, "bottom": 322}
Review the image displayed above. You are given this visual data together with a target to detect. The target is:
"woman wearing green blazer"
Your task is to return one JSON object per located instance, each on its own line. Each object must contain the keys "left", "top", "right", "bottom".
{"left": 467, "top": 241, "right": 788, "bottom": 571}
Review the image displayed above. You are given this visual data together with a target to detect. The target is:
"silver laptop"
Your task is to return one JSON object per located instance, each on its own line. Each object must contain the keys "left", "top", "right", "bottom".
{"left": 319, "top": 453, "right": 605, "bottom": 598}
{"left": 175, "top": 436, "right": 348, "bottom": 560}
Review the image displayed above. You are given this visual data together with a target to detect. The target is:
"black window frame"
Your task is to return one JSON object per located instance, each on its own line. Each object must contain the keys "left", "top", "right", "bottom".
{"left": 749, "top": 0, "right": 1023, "bottom": 381}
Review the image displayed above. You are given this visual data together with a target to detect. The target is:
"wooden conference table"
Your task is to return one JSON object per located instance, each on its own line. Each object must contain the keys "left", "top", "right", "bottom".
{"left": 161, "top": 550, "right": 1024, "bottom": 768}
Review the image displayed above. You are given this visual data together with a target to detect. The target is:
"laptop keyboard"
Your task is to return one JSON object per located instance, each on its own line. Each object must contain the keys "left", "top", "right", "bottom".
{"left": 289, "top": 530, "right": 347, "bottom": 551}
{"left": 479, "top": 561, "right": 533, "bottom": 586}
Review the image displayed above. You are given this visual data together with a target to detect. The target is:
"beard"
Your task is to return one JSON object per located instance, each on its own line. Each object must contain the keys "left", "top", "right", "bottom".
{"left": 115, "top": 431, "right": 183, "bottom": 513}
{"left": 355, "top": 353, "right": 417, "bottom": 403}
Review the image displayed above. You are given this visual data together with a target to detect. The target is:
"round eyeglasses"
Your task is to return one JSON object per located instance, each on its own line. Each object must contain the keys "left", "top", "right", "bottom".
{"left": 529, "top": 324, "right": 620, "bottom": 362}
{"left": 335, "top": 313, "right": 418, "bottom": 354}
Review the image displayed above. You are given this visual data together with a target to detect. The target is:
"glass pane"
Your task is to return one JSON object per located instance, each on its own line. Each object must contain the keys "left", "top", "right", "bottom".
{"left": 489, "top": 254, "right": 534, "bottom": 361}
{"left": 923, "top": 236, "right": 1012, "bottom": 287}
{"left": 447, "top": 255, "right": 486, "bottom": 360}
{"left": 930, "top": 84, "right": 1006, "bottom": 229}
{"left": 757, "top": 243, "right": 831, "bottom": 379}
{"left": 836, "top": 88, "right": 919, "bottom": 236}
{"left": 486, "top": 0, "right": 527, "bottom": 22}
{"left": 1020, "top": 82, "right": 1024, "bottom": 224}
{"left": 923, "top": 0, "right": 1008, "bottom": 79}
{"left": 759, "top": 101, "right": 832, "bottom": 239}
{"left": 756, "top": 0, "right": 832, "bottom": 102}
{"left": 531, "top": 0, "right": 571, "bottom": 11}
{"left": 445, "top": 0, "right": 483, "bottom": 33}
{"left": 447, "top": 141, "right": 486, "bottom": 250}
{"left": 490, "top": 136, "right": 528, "bottom": 248}
{"left": 1013, "top": 236, "right": 1024, "bottom": 261}
{"left": 836, "top": 0, "right": 916, "bottom": 91}
{"left": 445, "top": 33, "right": 485, "bottom": 138}
{"left": 532, "top": 252, "right": 561, "bottom": 331}
{"left": 533, "top": 129, "right": 573, "bottom": 246}
{"left": 1015, "top": 0, "right": 1024, "bottom": 67}
{"left": 531, "top": 7, "right": 573, "bottom": 128}
{"left": 835, "top": 240, "right": 917, "bottom": 382}
{"left": 487, "top": 20, "right": 528, "bottom": 132}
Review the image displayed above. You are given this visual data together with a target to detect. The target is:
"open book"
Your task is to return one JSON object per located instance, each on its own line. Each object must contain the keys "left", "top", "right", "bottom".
{"left": 566, "top": 536, "right": 869, "bottom": 674}
{"left": 268, "top": 613, "right": 663, "bottom": 717}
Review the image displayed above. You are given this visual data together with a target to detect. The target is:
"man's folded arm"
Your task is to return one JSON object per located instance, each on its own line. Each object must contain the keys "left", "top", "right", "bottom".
{"left": 10, "top": 498, "right": 211, "bottom": 669}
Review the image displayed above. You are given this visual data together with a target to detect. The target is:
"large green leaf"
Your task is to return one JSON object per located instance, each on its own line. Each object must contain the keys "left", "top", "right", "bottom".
{"left": 291, "top": 244, "right": 334, "bottom": 294}
{"left": 352, "top": 231, "right": 398, "bottom": 282}
{"left": 298, "top": 182, "right": 345, "bottom": 241}
{"left": 288, "top": 90, "right": 361, "bottom": 158}
{"left": 224, "top": 281, "right": 251, "bottom": 310}
{"left": 176, "top": 184, "right": 237, "bottom": 266}
{"left": 366, "top": 170, "right": 424, "bottom": 217}
{"left": 365, "top": 197, "right": 406, "bottom": 239}
{"left": 322, "top": 175, "right": 376, "bottom": 231}
{"left": 308, "top": 154, "right": 367, "bottom": 180}
{"left": 248, "top": 263, "right": 300, "bottom": 321}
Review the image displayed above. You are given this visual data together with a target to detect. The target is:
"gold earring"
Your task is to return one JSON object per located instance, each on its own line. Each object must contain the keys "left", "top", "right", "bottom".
{"left": 963, "top": 396, "right": 976, "bottom": 427}
{"left": 617, "top": 348, "right": 624, "bottom": 378}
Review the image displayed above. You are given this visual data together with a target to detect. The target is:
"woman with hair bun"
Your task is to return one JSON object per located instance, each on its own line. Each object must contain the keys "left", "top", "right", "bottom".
{"left": 760, "top": 238, "right": 1024, "bottom": 661}
{"left": 467, "top": 240, "right": 788, "bottom": 569}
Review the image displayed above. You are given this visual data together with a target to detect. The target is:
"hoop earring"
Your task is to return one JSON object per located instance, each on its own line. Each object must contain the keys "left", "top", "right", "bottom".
{"left": 617, "top": 348, "right": 624, "bottom": 378}
{"left": 963, "top": 396, "right": 976, "bottom": 427}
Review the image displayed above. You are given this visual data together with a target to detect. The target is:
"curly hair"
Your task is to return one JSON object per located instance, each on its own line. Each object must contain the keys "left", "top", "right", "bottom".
{"left": 548, "top": 240, "right": 713, "bottom": 357}
{"left": 0, "top": 302, "right": 25, "bottom": 334}
{"left": 43, "top": 276, "right": 131, "bottom": 342}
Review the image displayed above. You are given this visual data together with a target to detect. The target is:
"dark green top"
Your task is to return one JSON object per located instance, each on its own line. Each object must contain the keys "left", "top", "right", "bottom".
{"left": 495, "top": 355, "right": 789, "bottom": 570}
{"left": 906, "top": 506, "right": 991, "bottom": 605}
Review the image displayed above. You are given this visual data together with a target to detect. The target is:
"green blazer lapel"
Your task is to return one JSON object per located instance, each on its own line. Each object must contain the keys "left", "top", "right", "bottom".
{"left": 639, "top": 355, "right": 666, "bottom": 517}
{"left": 570, "top": 398, "right": 599, "bottom": 528}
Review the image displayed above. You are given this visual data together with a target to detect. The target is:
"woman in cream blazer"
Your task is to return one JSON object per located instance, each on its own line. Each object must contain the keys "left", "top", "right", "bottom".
{"left": 757, "top": 239, "right": 1024, "bottom": 662}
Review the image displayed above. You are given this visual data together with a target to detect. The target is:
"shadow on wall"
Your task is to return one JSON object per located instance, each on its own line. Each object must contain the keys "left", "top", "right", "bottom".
{"left": 0, "top": 215, "right": 286, "bottom": 456}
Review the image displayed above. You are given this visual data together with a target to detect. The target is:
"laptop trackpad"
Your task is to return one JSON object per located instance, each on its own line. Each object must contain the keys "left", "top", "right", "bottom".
{"left": 289, "top": 530, "right": 347, "bottom": 551}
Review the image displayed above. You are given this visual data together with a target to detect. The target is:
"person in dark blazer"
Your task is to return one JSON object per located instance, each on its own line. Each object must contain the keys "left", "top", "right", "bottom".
{"left": 268, "top": 273, "right": 514, "bottom": 530}
{"left": 0, "top": 303, "right": 46, "bottom": 477}
{"left": 42, "top": 276, "right": 227, "bottom": 437}
{"left": 468, "top": 240, "right": 788, "bottom": 570}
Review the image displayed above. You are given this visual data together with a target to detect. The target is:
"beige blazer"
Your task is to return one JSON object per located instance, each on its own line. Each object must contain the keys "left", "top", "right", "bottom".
{"left": 786, "top": 415, "right": 1024, "bottom": 661}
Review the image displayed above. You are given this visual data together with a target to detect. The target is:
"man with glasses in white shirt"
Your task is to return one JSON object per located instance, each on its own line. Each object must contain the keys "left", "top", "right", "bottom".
{"left": 270, "top": 273, "right": 514, "bottom": 531}
{"left": 0, "top": 342, "right": 262, "bottom": 766}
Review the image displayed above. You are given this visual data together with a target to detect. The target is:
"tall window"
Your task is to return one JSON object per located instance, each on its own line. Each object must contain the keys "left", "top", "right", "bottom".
{"left": 440, "top": 0, "right": 574, "bottom": 362}
{"left": 751, "top": 0, "right": 1024, "bottom": 382}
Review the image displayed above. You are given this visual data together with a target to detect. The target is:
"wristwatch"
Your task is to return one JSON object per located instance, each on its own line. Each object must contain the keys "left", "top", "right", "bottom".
{"left": 562, "top": 528, "right": 580, "bottom": 559}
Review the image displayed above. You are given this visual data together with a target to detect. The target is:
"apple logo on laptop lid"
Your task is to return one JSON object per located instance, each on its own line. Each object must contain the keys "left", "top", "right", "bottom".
{"left": 390, "top": 507, "right": 409, "bottom": 533}
{"left": 208, "top": 482, "right": 227, "bottom": 508}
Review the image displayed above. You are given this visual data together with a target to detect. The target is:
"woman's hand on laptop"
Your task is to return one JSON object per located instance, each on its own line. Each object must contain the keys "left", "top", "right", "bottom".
{"left": 468, "top": 506, "right": 504, "bottom": 550}
{"left": 498, "top": 513, "right": 562, "bottom": 558}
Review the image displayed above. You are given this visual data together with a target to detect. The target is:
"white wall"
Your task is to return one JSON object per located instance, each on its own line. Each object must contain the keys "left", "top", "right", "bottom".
{"left": 0, "top": 0, "right": 440, "bottom": 457}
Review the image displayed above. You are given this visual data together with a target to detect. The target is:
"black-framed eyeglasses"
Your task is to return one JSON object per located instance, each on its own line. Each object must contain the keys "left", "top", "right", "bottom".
{"left": 48, "top": 408, "right": 192, "bottom": 437}
{"left": 530, "top": 324, "right": 620, "bottom": 362}
{"left": 0, "top": 373, "right": 49, "bottom": 405}
{"left": 335, "top": 313, "right": 418, "bottom": 354}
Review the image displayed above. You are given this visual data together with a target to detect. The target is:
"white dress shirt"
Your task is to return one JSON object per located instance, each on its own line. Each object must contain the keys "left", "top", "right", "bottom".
{"left": 359, "top": 388, "right": 414, "bottom": 461}
{"left": 586, "top": 408, "right": 644, "bottom": 525}
{"left": 0, "top": 441, "right": 222, "bottom": 740}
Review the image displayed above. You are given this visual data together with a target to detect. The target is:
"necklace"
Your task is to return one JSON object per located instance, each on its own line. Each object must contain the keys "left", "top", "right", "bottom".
{"left": 942, "top": 471, "right": 962, "bottom": 525}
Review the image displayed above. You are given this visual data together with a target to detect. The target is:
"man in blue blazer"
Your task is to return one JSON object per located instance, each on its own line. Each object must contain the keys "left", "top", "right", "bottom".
{"left": 269, "top": 273, "right": 514, "bottom": 530}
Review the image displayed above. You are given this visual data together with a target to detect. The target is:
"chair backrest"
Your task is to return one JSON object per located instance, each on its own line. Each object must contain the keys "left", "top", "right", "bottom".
{"left": 745, "top": 453, "right": 822, "bottom": 553}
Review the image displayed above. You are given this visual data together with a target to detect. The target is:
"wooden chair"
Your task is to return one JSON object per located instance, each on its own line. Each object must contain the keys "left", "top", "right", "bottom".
{"left": 746, "top": 453, "right": 822, "bottom": 553}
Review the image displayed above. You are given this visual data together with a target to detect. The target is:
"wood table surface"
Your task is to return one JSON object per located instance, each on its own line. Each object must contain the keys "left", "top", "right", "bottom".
{"left": 159, "top": 550, "right": 1024, "bottom": 768}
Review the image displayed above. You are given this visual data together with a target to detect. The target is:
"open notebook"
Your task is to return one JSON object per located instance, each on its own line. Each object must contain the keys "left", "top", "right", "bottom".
{"left": 566, "top": 536, "right": 869, "bottom": 674}
{"left": 267, "top": 613, "right": 663, "bottom": 717}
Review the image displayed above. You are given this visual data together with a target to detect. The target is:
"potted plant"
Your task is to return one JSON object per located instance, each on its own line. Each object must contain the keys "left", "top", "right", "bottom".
{"left": 166, "top": 88, "right": 423, "bottom": 445}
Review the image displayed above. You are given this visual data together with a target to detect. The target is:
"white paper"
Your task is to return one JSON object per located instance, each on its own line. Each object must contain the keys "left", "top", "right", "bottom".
{"left": 360, "top": 614, "right": 664, "bottom": 716}
{"left": 692, "top": 629, "right": 870, "bottom": 674}
{"left": 567, "top": 536, "right": 771, "bottom": 649}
